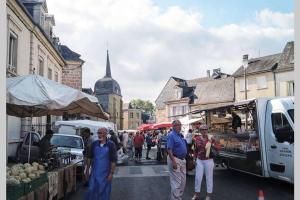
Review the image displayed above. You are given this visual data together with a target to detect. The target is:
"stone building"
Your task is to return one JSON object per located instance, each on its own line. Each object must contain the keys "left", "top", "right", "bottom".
{"left": 233, "top": 41, "right": 294, "bottom": 101}
{"left": 59, "top": 45, "right": 85, "bottom": 90}
{"left": 122, "top": 103, "right": 142, "bottom": 130}
{"left": 155, "top": 69, "right": 231, "bottom": 123}
{"left": 94, "top": 51, "right": 123, "bottom": 129}
{"left": 6, "top": 0, "right": 66, "bottom": 158}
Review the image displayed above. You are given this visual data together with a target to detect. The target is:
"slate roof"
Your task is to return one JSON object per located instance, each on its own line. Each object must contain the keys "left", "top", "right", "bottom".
{"left": 193, "top": 77, "right": 235, "bottom": 105}
{"left": 59, "top": 45, "right": 84, "bottom": 62}
{"left": 155, "top": 75, "right": 231, "bottom": 109}
{"left": 232, "top": 53, "right": 281, "bottom": 77}
{"left": 276, "top": 41, "right": 294, "bottom": 72}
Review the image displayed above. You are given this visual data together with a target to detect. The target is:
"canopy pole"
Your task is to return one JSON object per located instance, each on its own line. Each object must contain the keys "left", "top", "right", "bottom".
{"left": 27, "top": 112, "right": 33, "bottom": 163}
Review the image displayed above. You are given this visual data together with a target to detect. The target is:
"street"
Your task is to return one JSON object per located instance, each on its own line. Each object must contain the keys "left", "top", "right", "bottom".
{"left": 66, "top": 148, "right": 293, "bottom": 200}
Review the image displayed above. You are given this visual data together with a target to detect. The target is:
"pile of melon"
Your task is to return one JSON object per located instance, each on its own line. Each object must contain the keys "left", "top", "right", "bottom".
{"left": 7, "top": 162, "right": 45, "bottom": 185}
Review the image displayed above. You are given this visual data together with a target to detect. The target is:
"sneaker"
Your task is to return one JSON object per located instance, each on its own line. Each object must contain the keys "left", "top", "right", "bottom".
{"left": 205, "top": 196, "right": 211, "bottom": 200}
{"left": 191, "top": 194, "right": 200, "bottom": 200}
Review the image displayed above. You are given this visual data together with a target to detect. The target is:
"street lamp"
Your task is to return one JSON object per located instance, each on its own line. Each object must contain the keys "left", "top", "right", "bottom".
{"left": 243, "top": 54, "right": 248, "bottom": 100}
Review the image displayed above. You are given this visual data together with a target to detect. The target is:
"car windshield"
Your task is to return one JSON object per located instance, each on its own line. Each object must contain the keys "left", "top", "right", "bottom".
{"left": 51, "top": 135, "right": 83, "bottom": 149}
{"left": 288, "top": 109, "right": 294, "bottom": 123}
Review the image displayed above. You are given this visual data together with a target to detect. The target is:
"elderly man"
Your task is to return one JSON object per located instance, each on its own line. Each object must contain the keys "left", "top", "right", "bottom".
{"left": 167, "top": 120, "right": 188, "bottom": 200}
{"left": 86, "top": 128, "right": 117, "bottom": 200}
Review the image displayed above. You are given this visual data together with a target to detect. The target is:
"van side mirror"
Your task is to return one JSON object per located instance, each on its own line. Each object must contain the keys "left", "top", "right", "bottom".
{"left": 274, "top": 126, "right": 294, "bottom": 144}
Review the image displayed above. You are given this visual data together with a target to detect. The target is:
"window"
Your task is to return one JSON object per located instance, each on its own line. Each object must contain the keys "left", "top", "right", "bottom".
{"left": 130, "top": 112, "right": 133, "bottom": 118}
{"left": 55, "top": 72, "right": 58, "bottom": 82}
{"left": 172, "top": 106, "right": 176, "bottom": 116}
{"left": 8, "top": 32, "right": 18, "bottom": 69}
{"left": 25, "top": 133, "right": 40, "bottom": 146}
{"left": 38, "top": 57, "right": 44, "bottom": 76}
{"left": 239, "top": 79, "right": 248, "bottom": 92}
{"left": 48, "top": 68, "right": 52, "bottom": 80}
{"left": 288, "top": 109, "right": 294, "bottom": 123}
{"left": 271, "top": 113, "right": 293, "bottom": 133}
{"left": 287, "top": 81, "right": 294, "bottom": 96}
{"left": 182, "top": 105, "right": 188, "bottom": 114}
{"left": 175, "top": 88, "right": 182, "bottom": 99}
{"left": 136, "top": 113, "right": 139, "bottom": 118}
{"left": 256, "top": 76, "right": 267, "bottom": 89}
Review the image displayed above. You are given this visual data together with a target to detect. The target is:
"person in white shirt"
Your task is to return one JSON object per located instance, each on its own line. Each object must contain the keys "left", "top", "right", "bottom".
{"left": 185, "top": 129, "right": 193, "bottom": 152}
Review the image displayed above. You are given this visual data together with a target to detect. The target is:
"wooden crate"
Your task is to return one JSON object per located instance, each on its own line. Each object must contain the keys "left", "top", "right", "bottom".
{"left": 57, "top": 168, "right": 64, "bottom": 199}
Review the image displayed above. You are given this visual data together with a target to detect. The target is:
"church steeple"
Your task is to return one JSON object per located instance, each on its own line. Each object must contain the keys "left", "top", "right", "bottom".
{"left": 104, "top": 50, "right": 112, "bottom": 78}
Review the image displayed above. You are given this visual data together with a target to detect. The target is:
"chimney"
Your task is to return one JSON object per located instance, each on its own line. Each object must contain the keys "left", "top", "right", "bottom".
{"left": 207, "top": 70, "right": 210, "bottom": 77}
{"left": 243, "top": 54, "right": 248, "bottom": 68}
{"left": 52, "top": 37, "right": 60, "bottom": 50}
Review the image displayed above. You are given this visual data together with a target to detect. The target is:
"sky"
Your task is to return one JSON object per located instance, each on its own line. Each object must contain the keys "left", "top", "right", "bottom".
{"left": 47, "top": 0, "right": 294, "bottom": 103}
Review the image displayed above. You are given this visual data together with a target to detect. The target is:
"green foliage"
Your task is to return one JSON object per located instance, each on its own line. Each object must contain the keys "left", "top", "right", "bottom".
{"left": 130, "top": 99, "right": 154, "bottom": 114}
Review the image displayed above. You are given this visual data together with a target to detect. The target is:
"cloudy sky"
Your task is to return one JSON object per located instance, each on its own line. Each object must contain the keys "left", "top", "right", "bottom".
{"left": 47, "top": 0, "right": 294, "bottom": 103}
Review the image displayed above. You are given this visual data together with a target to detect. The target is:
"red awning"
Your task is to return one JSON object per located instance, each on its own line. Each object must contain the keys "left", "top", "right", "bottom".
{"left": 138, "top": 124, "right": 153, "bottom": 131}
{"left": 152, "top": 122, "right": 172, "bottom": 129}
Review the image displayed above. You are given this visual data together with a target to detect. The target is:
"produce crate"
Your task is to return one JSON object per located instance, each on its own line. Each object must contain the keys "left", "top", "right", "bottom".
{"left": 24, "top": 173, "right": 48, "bottom": 195}
{"left": 34, "top": 183, "right": 48, "bottom": 200}
{"left": 57, "top": 168, "right": 65, "bottom": 199}
{"left": 6, "top": 183, "right": 24, "bottom": 200}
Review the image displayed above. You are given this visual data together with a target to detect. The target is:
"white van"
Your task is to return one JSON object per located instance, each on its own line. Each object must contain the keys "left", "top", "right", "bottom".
{"left": 194, "top": 97, "right": 294, "bottom": 183}
{"left": 55, "top": 120, "right": 117, "bottom": 141}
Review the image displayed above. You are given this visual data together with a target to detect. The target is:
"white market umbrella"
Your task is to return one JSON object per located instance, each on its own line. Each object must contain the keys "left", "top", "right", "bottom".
{"left": 6, "top": 74, "right": 109, "bottom": 162}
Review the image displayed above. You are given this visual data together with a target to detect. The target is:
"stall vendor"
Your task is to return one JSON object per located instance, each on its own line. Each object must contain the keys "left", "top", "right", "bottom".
{"left": 85, "top": 128, "right": 117, "bottom": 200}
{"left": 231, "top": 111, "right": 241, "bottom": 133}
{"left": 39, "top": 129, "right": 54, "bottom": 158}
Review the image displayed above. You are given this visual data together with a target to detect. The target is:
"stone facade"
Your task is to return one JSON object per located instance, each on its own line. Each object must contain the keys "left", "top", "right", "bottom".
{"left": 235, "top": 72, "right": 275, "bottom": 101}
{"left": 123, "top": 103, "right": 142, "bottom": 130}
{"left": 61, "top": 60, "right": 83, "bottom": 90}
{"left": 6, "top": 0, "right": 66, "bottom": 158}
{"left": 155, "top": 107, "right": 169, "bottom": 123}
{"left": 60, "top": 45, "right": 84, "bottom": 90}
{"left": 94, "top": 51, "right": 123, "bottom": 130}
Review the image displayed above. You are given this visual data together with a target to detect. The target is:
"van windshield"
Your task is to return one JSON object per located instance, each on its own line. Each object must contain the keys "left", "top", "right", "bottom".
{"left": 51, "top": 135, "right": 83, "bottom": 149}
{"left": 288, "top": 109, "right": 294, "bottom": 123}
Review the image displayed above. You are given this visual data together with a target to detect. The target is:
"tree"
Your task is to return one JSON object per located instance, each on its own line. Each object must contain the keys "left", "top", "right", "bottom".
{"left": 130, "top": 99, "right": 155, "bottom": 114}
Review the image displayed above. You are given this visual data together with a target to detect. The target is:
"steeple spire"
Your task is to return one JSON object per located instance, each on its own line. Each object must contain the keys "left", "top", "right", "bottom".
{"left": 105, "top": 50, "right": 112, "bottom": 78}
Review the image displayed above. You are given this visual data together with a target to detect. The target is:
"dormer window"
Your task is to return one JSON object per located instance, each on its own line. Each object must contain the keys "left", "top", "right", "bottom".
{"left": 175, "top": 88, "right": 182, "bottom": 99}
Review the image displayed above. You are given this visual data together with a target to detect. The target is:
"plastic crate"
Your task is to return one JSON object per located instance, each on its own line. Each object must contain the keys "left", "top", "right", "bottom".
{"left": 6, "top": 183, "right": 24, "bottom": 200}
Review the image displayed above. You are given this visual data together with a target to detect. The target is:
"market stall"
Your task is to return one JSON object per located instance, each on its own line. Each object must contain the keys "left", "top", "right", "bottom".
{"left": 6, "top": 74, "right": 108, "bottom": 200}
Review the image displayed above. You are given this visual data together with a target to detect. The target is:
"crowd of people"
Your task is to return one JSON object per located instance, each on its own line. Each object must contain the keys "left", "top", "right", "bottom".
{"left": 76, "top": 119, "right": 220, "bottom": 200}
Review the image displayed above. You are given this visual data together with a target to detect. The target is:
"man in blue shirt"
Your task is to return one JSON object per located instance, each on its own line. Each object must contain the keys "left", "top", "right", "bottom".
{"left": 86, "top": 128, "right": 117, "bottom": 200}
{"left": 167, "top": 120, "right": 187, "bottom": 200}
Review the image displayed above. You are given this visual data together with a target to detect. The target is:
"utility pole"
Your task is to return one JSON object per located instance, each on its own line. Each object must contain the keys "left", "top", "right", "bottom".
{"left": 243, "top": 54, "right": 248, "bottom": 100}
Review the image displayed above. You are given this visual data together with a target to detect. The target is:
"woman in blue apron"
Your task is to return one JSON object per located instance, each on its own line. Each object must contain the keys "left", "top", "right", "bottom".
{"left": 86, "top": 128, "right": 117, "bottom": 200}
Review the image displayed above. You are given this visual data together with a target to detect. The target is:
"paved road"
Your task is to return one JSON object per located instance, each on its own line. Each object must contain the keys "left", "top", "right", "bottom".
{"left": 66, "top": 148, "right": 293, "bottom": 200}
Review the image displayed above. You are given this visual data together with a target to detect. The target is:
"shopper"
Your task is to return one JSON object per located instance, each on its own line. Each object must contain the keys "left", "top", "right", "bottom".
{"left": 127, "top": 133, "right": 134, "bottom": 161}
{"left": 133, "top": 131, "right": 144, "bottom": 162}
{"left": 145, "top": 132, "right": 153, "bottom": 160}
{"left": 82, "top": 128, "right": 93, "bottom": 186}
{"left": 192, "top": 124, "right": 220, "bottom": 200}
{"left": 167, "top": 120, "right": 187, "bottom": 200}
{"left": 86, "top": 128, "right": 117, "bottom": 200}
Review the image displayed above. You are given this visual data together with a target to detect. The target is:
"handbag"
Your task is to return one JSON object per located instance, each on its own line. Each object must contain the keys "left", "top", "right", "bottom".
{"left": 186, "top": 154, "right": 195, "bottom": 170}
{"left": 209, "top": 145, "right": 219, "bottom": 159}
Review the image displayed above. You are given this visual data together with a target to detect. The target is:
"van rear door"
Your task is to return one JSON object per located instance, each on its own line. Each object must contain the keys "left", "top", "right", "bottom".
{"left": 265, "top": 100, "right": 294, "bottom": 183}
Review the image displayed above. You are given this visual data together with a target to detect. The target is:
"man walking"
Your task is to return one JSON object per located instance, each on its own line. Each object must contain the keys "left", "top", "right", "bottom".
{"left": 167, "top": 120, "right": 187, "bottom": 200}
{"left": 133, "top": 131, "right": 144, "bottom": 162}
{"left": 145, "top": 132, "right": 153, "bottom": 160}
{"left": 86, "top": 128, "right": 117, "bottom": 200}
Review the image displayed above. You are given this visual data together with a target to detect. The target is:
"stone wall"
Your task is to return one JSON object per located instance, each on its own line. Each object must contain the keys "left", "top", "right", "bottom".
{"left": 155, "top": 107, "right": 169, "bottom": 123}
{"left": 62, "top": 60, "right": 83, "bottom": 90}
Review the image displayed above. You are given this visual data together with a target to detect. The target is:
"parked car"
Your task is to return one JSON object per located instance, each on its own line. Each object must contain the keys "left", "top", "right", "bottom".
{"left": 16, "top": 132, "right": 84, "bottom": 166}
